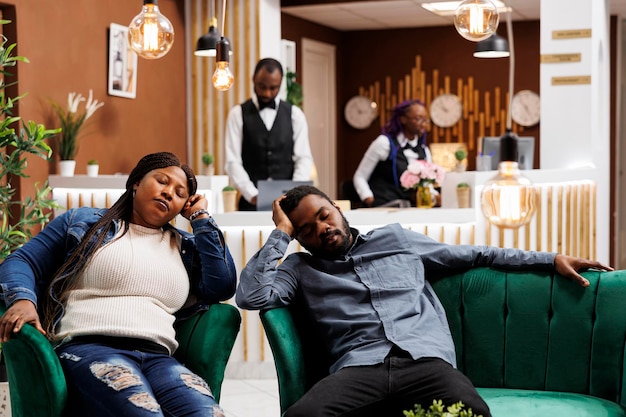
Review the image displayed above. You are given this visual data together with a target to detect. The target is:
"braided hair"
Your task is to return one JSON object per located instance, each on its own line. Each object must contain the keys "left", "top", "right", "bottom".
{"left": 43, "top": 152, "right": 197, "bottom": 337}
{"left": 382, "top": 99, "right": 427, "bottom": 140}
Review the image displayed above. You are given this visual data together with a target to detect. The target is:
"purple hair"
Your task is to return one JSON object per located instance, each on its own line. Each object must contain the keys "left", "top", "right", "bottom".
{"left": 382, "top": 99, "right": 427, "bottom": 140}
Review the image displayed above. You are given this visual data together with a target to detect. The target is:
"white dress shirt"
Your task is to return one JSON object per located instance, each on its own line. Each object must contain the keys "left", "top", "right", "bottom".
{"left": 353, "top": 133, "right": 432, "bottom": 202}
{"left": 224, "top": 94, "right": 313, "bottom": 203}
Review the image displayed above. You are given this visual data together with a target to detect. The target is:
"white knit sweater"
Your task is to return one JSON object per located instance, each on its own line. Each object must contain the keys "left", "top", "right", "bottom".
{"left": 56, "top": 223, "right": 190, "bottom": 354}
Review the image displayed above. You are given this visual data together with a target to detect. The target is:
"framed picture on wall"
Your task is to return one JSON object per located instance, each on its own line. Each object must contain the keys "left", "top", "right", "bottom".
{"left": 108, "top": 23, "right": 137, "bottom": 99}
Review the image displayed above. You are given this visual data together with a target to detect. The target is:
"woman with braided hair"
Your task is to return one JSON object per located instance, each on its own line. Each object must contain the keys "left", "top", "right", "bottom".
{"left": 353, "top": 99, "right": 432, "bottom": 207}
{"left": 0, "top": 152, "right": 236, "bottom": 416}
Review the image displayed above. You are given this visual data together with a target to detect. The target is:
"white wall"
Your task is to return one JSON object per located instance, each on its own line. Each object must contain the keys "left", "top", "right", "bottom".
{"left": 540, "top": 0, "right": 611, "bottom": 263}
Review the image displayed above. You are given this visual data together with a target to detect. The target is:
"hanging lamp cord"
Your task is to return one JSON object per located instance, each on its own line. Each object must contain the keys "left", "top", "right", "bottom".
{"left": 220, "top": 0, "right": 227, "bottom": 36}
{"left": 505, "top": 4, "right": 515, "bottom": 130}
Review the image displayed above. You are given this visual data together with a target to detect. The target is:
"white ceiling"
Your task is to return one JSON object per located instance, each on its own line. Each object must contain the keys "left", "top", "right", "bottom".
{"left": 281, "top": 0, "right": 626, "bottom": 31}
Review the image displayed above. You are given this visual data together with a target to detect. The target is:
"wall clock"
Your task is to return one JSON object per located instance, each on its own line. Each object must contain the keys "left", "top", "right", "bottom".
{"left": 429, "top": 94, "right": 463, "bottom": 128}
{"left": 511, "top": 90, "right": 541, "bottom": 127}
{"left": 344, "top": 95, "right": 376, "bottom": 129}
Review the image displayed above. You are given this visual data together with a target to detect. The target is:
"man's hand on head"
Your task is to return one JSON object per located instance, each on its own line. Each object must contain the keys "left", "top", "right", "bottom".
{"left": 272, "top": 195, "right": 295, "bottom": 238}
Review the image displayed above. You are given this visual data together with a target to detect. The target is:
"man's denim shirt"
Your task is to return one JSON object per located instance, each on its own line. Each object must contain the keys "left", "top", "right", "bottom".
{"left": 236, "top": 223, "right": 556, "bottom": 374}
{"left": 0, "top": 207, "right": 237, "bottom": 326}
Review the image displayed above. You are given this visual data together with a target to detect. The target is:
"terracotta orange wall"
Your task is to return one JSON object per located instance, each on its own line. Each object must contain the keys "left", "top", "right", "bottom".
{"left": 3, "top": 0, "right": 187, "bottom": 200}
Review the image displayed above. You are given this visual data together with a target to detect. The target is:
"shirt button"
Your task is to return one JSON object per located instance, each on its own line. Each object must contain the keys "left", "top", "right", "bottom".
{"left": 181, "top": 250, "right": 186, "bottom": 254}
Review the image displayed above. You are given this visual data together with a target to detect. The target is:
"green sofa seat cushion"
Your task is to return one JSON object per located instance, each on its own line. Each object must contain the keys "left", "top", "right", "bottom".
{"left": 478, "top": 388, "right": 626, "bottom": 417}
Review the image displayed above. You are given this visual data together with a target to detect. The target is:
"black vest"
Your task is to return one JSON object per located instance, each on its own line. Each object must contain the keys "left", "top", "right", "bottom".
{"left": 241, "top": 99, "right": 294, "bottom": 185}
{"left": 368, "top": 136, "right": 426, "bottom": 206}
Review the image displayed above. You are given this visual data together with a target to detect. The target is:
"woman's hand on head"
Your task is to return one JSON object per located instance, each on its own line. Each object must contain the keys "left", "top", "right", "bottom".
{"left": 0, "top": 299, "right": 45, "bottom": 342}
{"left": 182, "top": 194, "right": 209, "bottom": 220}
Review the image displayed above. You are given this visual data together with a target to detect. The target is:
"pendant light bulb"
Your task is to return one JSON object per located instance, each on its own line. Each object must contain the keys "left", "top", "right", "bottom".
{"left": 128, "top": 0, "right": 175, "bottom": 60}
{"left": 212, "top": 37, "right": 234, "bottom": 91}
{"left": 480, "top": 161, "right": 537, "bottom": 228}
{"left": 454, "top": 0, "right": 499, "bottom": 42}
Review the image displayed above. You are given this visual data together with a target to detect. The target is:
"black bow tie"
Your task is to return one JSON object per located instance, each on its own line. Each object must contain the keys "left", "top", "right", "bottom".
{"left": 403, "top": 142, "right": 427, "bottom": 159}
{"left": 258, "top": 100, "right": 276, "bottom": 110}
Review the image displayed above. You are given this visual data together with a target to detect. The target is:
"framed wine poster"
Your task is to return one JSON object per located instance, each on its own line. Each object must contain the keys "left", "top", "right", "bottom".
{"left": 108, "top": 23, "right": 137, "bottom": 99}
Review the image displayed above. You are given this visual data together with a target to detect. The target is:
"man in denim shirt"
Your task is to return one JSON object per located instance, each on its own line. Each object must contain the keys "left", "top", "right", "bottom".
{"left": 236, "top": 185, "right": 611, "bottom": 417}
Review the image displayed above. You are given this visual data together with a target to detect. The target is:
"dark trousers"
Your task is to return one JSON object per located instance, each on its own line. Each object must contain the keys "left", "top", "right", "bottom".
{"left": 238, "top": 197, "right": 256, "bottom": 211}
{"left": 284, "top": 356, "right": 491, "bottom": 417}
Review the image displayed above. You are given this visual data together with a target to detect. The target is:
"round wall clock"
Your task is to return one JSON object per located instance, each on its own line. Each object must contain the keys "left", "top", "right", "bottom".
{"left": 344, "top": 95, "right": 376, "bottom": 129}
{"left": 429, "top": 94, "right": 463, "bottom": 128}
{"left": 511, "top": 90, "right": 541, "bottom": 127}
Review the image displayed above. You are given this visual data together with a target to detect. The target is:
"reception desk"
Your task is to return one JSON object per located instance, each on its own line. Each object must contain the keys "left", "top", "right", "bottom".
{"left": 48, "top": 168, "right": 601, "bottom": 379}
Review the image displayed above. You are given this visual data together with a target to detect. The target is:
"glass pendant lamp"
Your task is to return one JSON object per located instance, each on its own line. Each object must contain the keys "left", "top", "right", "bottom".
{"left": 454, "top": 0, "right": 500, "bottom": 42}
{"left": 128, "top": 0, "right": 174, "bottom": 59}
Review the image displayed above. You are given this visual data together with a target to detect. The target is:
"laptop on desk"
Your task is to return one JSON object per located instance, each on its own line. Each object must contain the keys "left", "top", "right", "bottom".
{"left": 256, "top": 180, "right": 313, "bottom": 211}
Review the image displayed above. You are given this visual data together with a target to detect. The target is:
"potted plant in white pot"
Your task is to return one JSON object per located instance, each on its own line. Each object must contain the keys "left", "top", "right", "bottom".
{"left": 51, "top": 89, "right": 104, "bottom": 176}
{"left": 201, "top": 153, "right": 214, "bottom": 176}
{"left": 454, "top": 148, "right": 468, "bottom": 172}
{"left": 86, "top": 159, "right": 99, "bottom": 177}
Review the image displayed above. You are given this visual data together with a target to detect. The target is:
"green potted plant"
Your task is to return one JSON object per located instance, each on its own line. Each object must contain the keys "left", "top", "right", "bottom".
{"left": 286, "top": 70, "right": 303, "bottom": 108}
{"left": 51, "top": 89, "right": 104, "bottom": 176}
{"left": 456, "top": 182, "right": 471, "bottom": 208}
{"left": 86, "top": 159, "right": 99, "bottom": 177}
{"left": 201, "top": 153, "right": 215, "bottom": 176}
{"left": 454, "top": 148, "right": 468, "bottom": 172}
{"left": 403, "top": 400, "right": 483, "bottom": 417}
{"left": 222, "top": 185, "right": 237, "bottom": 213}
{"left": 0, "top": 19, "right": 60, "bottom": 261}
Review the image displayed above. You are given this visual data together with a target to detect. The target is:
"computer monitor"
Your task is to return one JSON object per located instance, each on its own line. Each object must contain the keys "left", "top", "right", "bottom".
{"left": 480, "top": 136, "right": 535, "bottom": 170}
{"left": 256, "top": 180, "right": 314, "bottom": 211}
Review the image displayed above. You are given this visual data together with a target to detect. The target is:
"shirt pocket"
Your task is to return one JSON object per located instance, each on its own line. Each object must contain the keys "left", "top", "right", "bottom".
{"left": 370, "top": 253, "right": 422, "bottom": 289}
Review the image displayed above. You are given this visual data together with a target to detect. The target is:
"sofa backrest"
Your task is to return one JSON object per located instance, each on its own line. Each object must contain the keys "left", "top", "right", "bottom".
{"left": 429, "top": 268, "right": 626, "bottom": 405}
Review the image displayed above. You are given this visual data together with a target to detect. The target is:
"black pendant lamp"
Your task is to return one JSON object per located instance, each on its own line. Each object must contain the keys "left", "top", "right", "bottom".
{"left": 473, "top": 33, "right": 510, "bottom": 58}
{"left": 195, "top": 17, "right": 221, "bottom": 57}
{"left": 195, "top": 0, "right": 232, "bottom": 57}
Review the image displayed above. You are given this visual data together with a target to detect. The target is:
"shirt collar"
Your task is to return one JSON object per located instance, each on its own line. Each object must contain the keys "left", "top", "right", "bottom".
{"left": 253, "top": 94, "right": 279, "bottom": 111}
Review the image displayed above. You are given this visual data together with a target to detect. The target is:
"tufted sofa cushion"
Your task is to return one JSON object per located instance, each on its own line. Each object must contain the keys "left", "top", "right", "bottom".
{"left": 261, "top": 268, "right": 626, "bottom": 416}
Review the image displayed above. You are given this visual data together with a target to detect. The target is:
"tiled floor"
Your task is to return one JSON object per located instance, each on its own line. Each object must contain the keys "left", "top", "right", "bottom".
{"left": 220, "top": 378, "right": 281, "bottom": 417}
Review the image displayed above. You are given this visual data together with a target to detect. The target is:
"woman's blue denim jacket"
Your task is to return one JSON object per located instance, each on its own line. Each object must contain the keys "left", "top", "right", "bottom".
{"left": 0, "top": 207, "right": 237, "bottom": 325}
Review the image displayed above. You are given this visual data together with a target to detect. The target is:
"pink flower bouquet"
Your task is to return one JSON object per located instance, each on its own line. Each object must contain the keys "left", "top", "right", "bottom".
{"left": 399, "top": 160, "right": 446, "bottom": 189}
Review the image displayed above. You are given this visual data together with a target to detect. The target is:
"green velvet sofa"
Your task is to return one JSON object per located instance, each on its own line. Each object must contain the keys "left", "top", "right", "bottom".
{"left": 260, "top": 268, "right": 626, "bottom": 417}
{"left": 0, "top": 303, "right": 241, "bottom": 417}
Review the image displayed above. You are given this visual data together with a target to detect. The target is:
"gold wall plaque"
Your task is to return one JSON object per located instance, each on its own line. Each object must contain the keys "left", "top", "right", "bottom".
{"left": 430, "top": 142, "right": 468, "bottom": 172}
{"left": 552, "top": 29, "right": 592, "bottom": 39}
{"left": 551, "top": 75, "right": 591, "bottom": 85}
{"left": 540, "top": 53, "right": 582, "bottom": 63}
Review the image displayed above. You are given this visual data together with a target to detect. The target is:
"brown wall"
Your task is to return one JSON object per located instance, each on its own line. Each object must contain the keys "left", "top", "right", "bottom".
{"left": 282, "top": 15, "right": 541, "bottom": 191}
{"left": 4, "top": 0, "right": 187, "bottom": 200}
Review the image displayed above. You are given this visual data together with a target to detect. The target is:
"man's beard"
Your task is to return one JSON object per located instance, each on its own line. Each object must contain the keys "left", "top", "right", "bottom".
{"left": 307, "top": 214, "right": 352, "bottom": 259}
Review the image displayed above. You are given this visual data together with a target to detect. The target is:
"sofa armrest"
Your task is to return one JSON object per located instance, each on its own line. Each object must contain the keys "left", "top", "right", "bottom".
{"left": 0, "top": 306, "right": 67, "bottom": 417}
{"left": 174, "top": 303, "right": 241, "bottom": 402}
{"left": 260, "top": 307, "right": 308, "bottom": 414}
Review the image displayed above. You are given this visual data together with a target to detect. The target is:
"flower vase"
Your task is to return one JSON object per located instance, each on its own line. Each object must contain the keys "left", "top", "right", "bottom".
{"left": 416, "top": 185, "right": 434, "bottom": 208}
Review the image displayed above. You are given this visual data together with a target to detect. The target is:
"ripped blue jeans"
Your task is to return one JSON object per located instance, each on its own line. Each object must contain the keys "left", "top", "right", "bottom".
{"left": 57, "top": 341, "right": 225, "bottom": 417}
